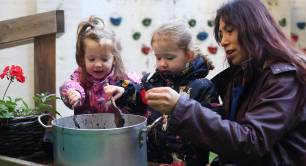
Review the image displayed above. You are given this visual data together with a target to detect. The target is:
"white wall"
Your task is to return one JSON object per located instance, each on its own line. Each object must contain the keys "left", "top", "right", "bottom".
{"left": 0, "top": 0, "right": 36, "bottom": 109}
{"left": 1, "top": 0, "right": 305, "bottom": 117}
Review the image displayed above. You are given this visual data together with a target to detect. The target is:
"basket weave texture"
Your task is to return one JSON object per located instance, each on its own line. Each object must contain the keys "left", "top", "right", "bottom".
{"left": 0, "top": 115, "right": 47, "bottom": 157}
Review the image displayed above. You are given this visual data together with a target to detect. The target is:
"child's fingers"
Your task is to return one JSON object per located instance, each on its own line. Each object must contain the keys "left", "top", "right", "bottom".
{"left": 69, "top": 95, "right": 80, "bottom": 106}
{"left": 112, "top": 90, "right": 124, "bottom": 100}
{"left": 104, "top": 83, "right": 114, "bottom": 101}
{"left": 67, "top": 89, "right": 78, "bottom": 97}
{"left": 104, "top": 85, "right": 117, "bottom": 96}
{"left": 103, "top": 85, "right": 111, "bottom": 93}
{"left": 104, "top": 85, "right": 124, "bottom": 100}
{"left": 70, "top": 98, "right": 79, "bottom": 106}
{"left": 67, "top": 89, "right": 81, "bottom": 106}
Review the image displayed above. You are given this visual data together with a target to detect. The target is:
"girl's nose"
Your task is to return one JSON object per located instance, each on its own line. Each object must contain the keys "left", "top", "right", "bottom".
{"left": 94, "top": 62, "right": 103, "bottom": 68}
{"left": 159, "top": 59, "right": 167, "bottom": 68}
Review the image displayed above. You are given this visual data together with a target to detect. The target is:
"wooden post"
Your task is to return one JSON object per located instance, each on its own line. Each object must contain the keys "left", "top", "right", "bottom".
{"left": 34, "top": 34, "right": 56, "bottom": 97}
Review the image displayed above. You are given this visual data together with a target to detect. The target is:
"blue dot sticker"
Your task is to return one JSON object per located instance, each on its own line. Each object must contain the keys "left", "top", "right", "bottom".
{"left": 297, "top": 22, "right": 305, "bottom": 30}
{"left": 110, "top": 17, "right": 122, "bottom": 26}
{"left": 197, "top": 31, "right": 208, "bottom": 41}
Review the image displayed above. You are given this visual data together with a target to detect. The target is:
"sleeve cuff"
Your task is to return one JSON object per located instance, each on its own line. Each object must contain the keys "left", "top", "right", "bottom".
{"left": 168, "top": 95, "right": 190, "bottom": 132}
{"left": 59, "top": 81, "right": 85, "bottom": 106}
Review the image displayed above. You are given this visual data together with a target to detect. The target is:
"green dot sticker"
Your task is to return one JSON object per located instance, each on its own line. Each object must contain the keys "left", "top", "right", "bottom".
{"left": 207, "top": 20, "right": 214, "bottom": 27}
{"left": 132, "top": 32, "right": 141, "bottom": 40}
{"left": 188, "top": 19, "right": 197, "bottom": 27}
{"left": 142, "top": 18, "right": 152, "bottom": 27}
{"left": 278, "top": 18, "right": 287, "bottom": 27}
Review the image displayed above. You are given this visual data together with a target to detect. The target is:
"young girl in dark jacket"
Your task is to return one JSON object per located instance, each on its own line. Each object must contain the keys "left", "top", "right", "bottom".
{"left": 105, "top": 21, "right": 220, "bottom": 166}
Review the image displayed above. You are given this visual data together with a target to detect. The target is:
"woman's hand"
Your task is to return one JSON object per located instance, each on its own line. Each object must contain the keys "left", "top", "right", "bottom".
{"left": 104, "top": 85, "right": 125, "bottom": 100}
{"left": 145, "top": 87, "right": 180, "bottom": 115}
{"left": 67, "top": 89, "right": 81, "bottom": 106}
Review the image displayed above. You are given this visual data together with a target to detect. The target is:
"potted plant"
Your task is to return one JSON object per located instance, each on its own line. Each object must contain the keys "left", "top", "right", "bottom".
{"left": 0, "top": 65, "right": 60, "bottom": 157}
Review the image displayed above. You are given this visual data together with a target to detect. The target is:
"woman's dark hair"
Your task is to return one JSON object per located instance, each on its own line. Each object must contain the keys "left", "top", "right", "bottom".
{"left": 214, "top": 0, "right": 306, "bottom": 83}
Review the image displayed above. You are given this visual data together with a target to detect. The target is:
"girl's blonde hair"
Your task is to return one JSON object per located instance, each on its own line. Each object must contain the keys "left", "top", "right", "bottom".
{"left": 151, "top": 21, "right": 214, "bottom": 70}
{"left": 75, "top": 16, "right": 126, "bottom": 86}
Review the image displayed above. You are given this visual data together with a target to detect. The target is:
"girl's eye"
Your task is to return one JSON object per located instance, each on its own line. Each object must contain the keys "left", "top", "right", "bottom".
{"left": 88, "top": 58, "right": 95, "bottom": 62}
{"left": 164, "top": 54, "right": 175, "bottom": 60}
{"left": 166, "top": 57, "right": 174, "bottom": 60}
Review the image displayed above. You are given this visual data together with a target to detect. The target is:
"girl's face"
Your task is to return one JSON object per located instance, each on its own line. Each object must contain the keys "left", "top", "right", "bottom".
{"left": 218, "top": 18, "right": 247, "bottom": 65}
{"left": 84, "top": 38, "right": 114, "bottom": 80}
{"left": 152, "top": 40, "right": 193, "bottom": 75}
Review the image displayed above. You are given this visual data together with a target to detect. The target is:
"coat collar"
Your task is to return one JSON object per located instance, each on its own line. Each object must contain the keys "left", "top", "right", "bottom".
{"left": 153, "top": 55, "right": 210, "bottom": 84}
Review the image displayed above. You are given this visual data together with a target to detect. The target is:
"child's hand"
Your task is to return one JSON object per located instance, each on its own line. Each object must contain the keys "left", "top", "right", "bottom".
{"left": 67, "top": 89, "right": 81, "bottom": 106}
{"left": 104, "top": 85, "right": 125, "bottom": 100}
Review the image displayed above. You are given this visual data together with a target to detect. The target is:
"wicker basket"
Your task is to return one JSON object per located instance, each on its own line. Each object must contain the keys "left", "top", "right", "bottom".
{"left": 0, "top": 115, "right": 48, "bottom": 157}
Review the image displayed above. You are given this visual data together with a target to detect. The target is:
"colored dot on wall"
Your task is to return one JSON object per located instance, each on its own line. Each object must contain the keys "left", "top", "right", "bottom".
{"left": 291, "top": 33, "right": 299, "bottom": 43}
{"left": 207, "top": 46, "right": 218, "bottom": 55}
{"left": 197, "top": 31, "right": 208, "bottom": 41}
{"left": 132, "top": 32, "right": 141, "bottom": 40}
{"left": 142, "top": 18, "right": 152, "bottom": 27}
{"left": 110, "top": 17, "right": 122, "bottom": 26}
{"left": 188, "top": 19, "right": 197, "bottom": 27}
{"left": 141, "top": 44, "right": 151, "bottom": 55}
{"left": 278, "top": 18, "right": 287, "bottom": 27}
{"left": 207, "top": 20, "right": 214, "bottom": 27}
{"left": 297, "top": 22, "right": 306, "bottom": 30}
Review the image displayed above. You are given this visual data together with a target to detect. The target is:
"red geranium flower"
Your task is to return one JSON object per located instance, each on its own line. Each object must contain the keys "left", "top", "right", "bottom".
{"left": 1, "top": 65, "right": 26, "bottom": 99}
{"left": 10, "top": 65, "right": 25, "bottom": 83}
{"left": 0, "top": 66, "right": 9, "bottom": 79}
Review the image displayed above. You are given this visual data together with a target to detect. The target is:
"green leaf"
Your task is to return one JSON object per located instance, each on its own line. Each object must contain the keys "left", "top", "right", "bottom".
{"left": 33, "top": 96, "right": 42, "bottom": 103}
{"left": 0, "top": 92, "right": 61, "bottom": 118}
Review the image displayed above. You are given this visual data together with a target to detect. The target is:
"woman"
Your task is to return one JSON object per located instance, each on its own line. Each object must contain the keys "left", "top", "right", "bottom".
{"left": 145, "top": 0, "right": 306, "bottom": 165}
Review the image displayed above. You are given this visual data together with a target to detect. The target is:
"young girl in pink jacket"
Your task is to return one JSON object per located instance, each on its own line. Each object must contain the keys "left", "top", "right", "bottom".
{"left": 60, "top": 16, "right": 139, "bottom": 114}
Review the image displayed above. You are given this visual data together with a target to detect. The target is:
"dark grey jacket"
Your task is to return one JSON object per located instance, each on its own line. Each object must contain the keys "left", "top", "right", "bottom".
{"left": 169, "top": 62, "right": 306, "bottom": 165}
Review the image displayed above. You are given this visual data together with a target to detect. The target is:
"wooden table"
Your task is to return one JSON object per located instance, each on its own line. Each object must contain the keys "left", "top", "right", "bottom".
{"left": 0, "top": 153, "right": 159, "bottom": 166}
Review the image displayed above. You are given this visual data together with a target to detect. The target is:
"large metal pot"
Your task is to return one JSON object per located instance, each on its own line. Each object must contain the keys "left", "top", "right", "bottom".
{"left": 39, "top": 113, "right": 148, "bottom": 166}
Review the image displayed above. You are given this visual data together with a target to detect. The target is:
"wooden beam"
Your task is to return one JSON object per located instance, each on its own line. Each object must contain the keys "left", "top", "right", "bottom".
{"left": 0, "top": 10, "right": 64, "bottom": 49}
{"left": 0, "top": 155, "right": 45, "bottom": 166}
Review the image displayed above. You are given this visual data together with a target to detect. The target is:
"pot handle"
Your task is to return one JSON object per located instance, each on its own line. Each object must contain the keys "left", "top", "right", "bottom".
{"left": 138, "top": 128, "right": 147, "bottom": 148}
{"left": 138, "top": 116, "right": 163, "bottom": 148}
{"left": 38, "top": 113, "right": 54, "bottom": 128}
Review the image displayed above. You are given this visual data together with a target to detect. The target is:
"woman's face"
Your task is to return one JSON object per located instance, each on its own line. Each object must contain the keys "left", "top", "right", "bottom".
{"left": 218, "top": 18, "right": 247, "bottom": 65}
{"left": 83, "top": 38, "right": 114, "bottom": 80}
